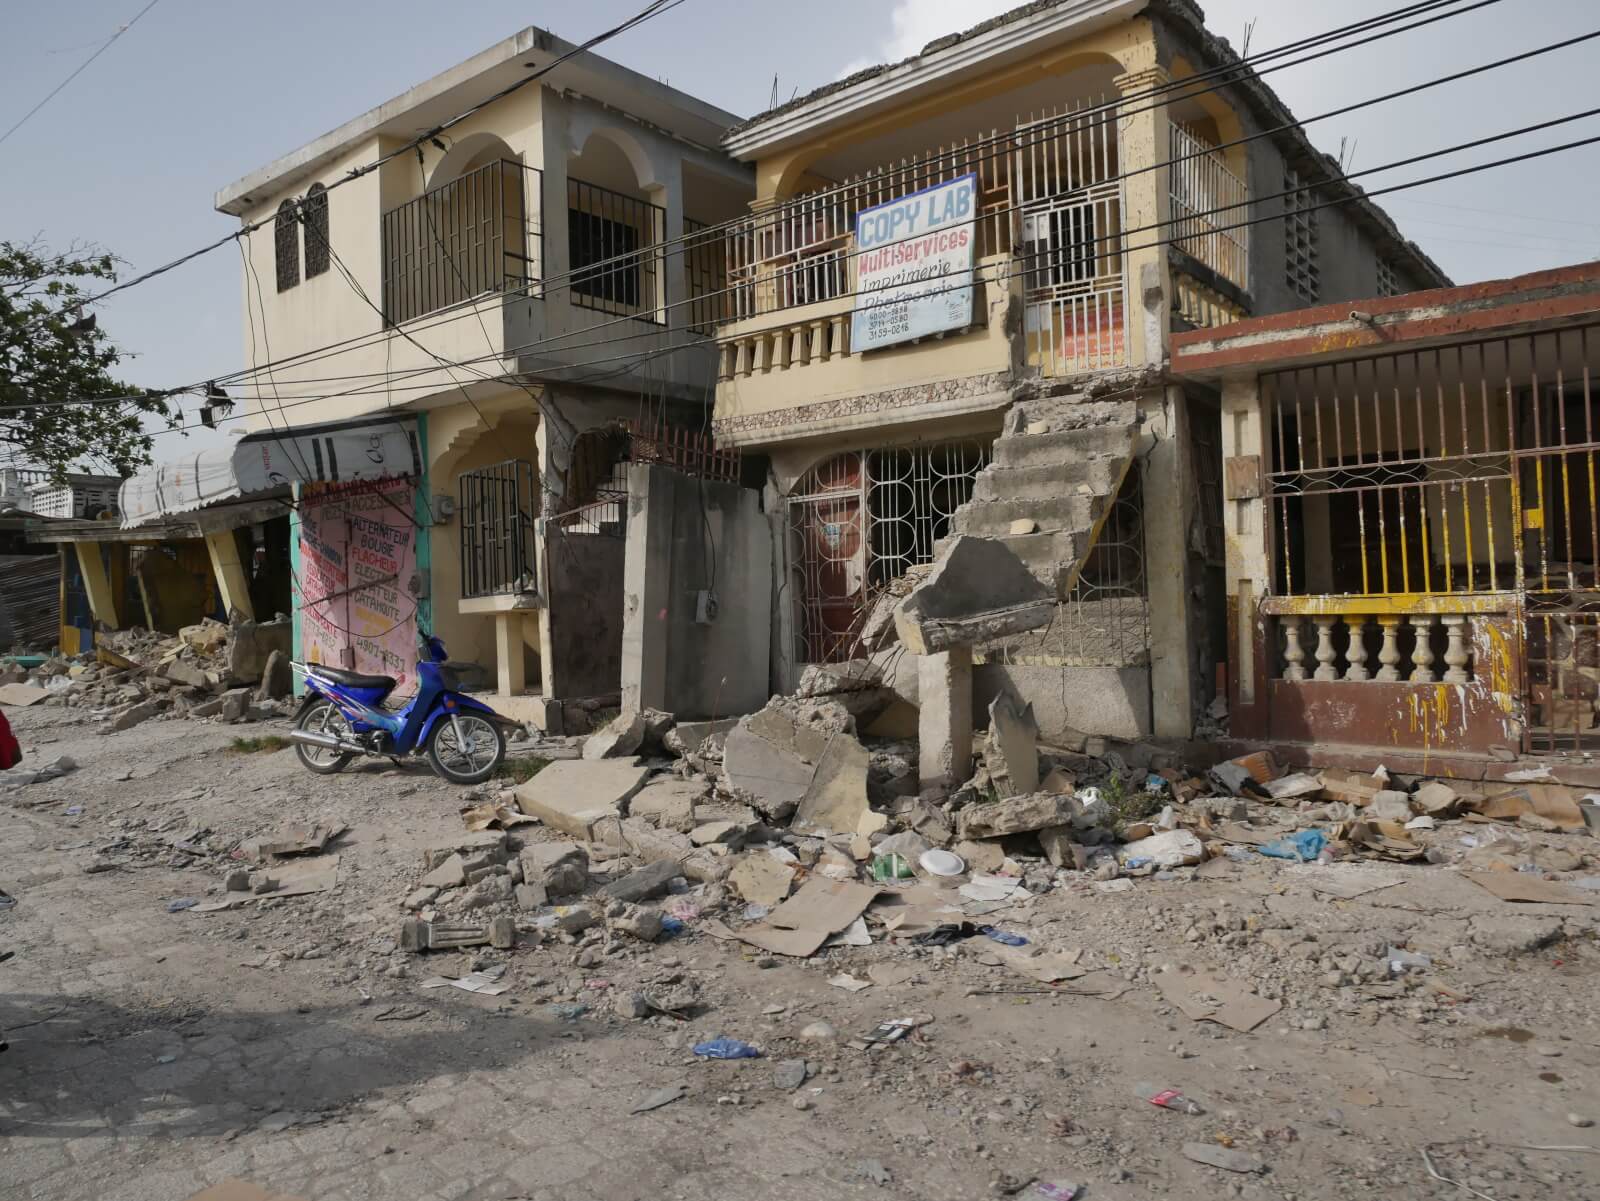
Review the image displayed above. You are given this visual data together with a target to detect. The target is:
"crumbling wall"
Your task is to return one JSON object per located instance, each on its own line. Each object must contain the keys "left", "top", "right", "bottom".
{"left": 975, "top": 663, "right": 1151, "bottom": 744}
{"left": 621, "top": 463, "right": 772, "bottom": 720}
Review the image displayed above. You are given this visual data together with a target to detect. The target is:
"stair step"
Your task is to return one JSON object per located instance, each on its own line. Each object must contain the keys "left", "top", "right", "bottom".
{"left": 951, "top": 493, "right": 1106, "bottom": 537}
{"left": 971, "top": 456, "right": 1127, "bottom": 503}
{"left": 991, "top": 423, "right": 1139, "bottom": 469}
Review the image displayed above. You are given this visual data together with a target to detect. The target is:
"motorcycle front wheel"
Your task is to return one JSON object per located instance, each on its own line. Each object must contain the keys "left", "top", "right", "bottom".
{"left": 426, "top": 712, "right": 505, "bottom": 785}
{"left": 295, "top": 699, "right": 354, "bottom": 775}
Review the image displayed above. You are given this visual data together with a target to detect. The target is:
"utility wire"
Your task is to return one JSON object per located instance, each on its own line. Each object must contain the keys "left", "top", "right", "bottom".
{"left": 17, "top": 1, "right": 1554, "bottom": 417}
{"left": 0, "top": 0, "right": 163, "bottom": 148}
{"left": 21, "top": 0, "right": 1486, "bottom": 330}
{"left": 85, "top": 123, "right": 1600, "bottom": 444}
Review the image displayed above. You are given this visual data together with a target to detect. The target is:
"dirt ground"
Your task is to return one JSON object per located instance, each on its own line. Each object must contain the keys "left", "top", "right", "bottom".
{"left": 3, "top": 703, "right": 1600, "bottom": 1201}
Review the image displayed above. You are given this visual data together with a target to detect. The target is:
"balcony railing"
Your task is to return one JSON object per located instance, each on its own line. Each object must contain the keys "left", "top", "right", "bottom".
{"left": 381, "top": 159, "right": 542, "bottom": 327}
{"left": 568, "top": 178, "right": 665, "bottom": 325}
{"left": 1169, "top": 122, "right": 1249, "bottom": 290}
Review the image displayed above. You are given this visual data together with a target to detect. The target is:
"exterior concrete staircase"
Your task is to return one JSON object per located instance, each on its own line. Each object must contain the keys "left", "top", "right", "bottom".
{"left": 946, "top": 398, "right": 1140, "bottom": 598}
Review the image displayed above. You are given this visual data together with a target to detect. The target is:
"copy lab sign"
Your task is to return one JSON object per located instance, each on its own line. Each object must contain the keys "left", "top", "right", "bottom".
{"left": 851, "top": 174, "right": 977, "bottom": 353}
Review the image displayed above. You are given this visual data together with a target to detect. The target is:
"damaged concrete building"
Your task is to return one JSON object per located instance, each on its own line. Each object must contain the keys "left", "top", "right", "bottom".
{"left": 703, "top": 0, "right": 1448, "bottom": 784}
{"left": 1173, "top": 259, "right": 1600, "bottom": 778}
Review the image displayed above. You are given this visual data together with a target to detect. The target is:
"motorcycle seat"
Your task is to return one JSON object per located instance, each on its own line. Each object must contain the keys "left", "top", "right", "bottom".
{"left": 309, "top": 666, "right": 396, "bottom": 692}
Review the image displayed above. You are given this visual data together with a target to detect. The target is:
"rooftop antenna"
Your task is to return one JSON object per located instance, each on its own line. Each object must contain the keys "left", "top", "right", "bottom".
{"left": 769, "top": 73, "right": 780, "bottom": 109}
{"left": 1339, "top": 136, "right": 1358, "bottom": 174}
{"left": 1240, "top": 17, "right": 1257, "bottom": 59}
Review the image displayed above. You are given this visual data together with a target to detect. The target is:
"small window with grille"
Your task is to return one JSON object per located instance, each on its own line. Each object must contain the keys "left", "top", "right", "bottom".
{"left": 1283, "top": 169, "right": 1319, "bottom": 303}
{"left": 303, "top": 183, "right": 330, "bottom": 279}
{"left": 1376, "top": 257, "right": 1399, "bottom": 298}
{"left": 275, "top": 199, "right": 300, "bottom": 293}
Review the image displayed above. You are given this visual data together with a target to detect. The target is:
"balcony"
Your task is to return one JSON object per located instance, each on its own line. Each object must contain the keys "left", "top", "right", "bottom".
{"left": 380, "top": 158, "right": 543, "bottom": 327}
{"left": 1168, "top": 122, "right": 1248, "bottom": 292}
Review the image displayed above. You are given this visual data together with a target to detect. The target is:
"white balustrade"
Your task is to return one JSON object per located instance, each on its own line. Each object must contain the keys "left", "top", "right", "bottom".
{"left": 1276, "top": 612, "right": 1476, "bottom": 683}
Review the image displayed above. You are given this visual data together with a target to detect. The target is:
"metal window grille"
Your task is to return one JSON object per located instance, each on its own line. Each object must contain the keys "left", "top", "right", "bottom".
{"left": 787, "top": 441, "right": 990, "bottom": 664}
{"left": 303, "top": 183, "right": 330, "bottom": 279}
{"left": 1262, "top": 326, "right": 1600, "bottom": 751}
{"left": 458, "top": 459, "right": 537, "bottom": 599}
{"left": 1169, "top": 123, "right": 1249, "bottom": 287}
{"left": 568, "top": 178, "right": 664, "bottom": 324}
{"left": 275, "top": 199, "right": 300, "bottom": 293}
{"left": 1283, "top": 169, "right": 1320, "bottom": 303}
{"left": 684, "top": 217, "right": 728, "bottom": 336}
{"left": 381, "top": 159, "right": 543, "bottom": 327}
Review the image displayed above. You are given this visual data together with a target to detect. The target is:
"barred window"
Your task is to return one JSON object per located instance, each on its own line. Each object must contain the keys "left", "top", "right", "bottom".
{"left": 1283, "top": 169, "right": 1319, "bottom": 303}
{"left": 275, "top": 199, "right": 300, "bottom": 292}
{"left": 1376, "top": 257, "right": 1399, "bottom": 298}
{"left": 303, "top": 183, "right": 330, "bottom": 279}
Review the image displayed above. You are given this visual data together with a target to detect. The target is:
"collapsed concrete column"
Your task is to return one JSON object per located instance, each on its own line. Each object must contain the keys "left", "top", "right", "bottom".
{"left": 73, "top": 540, "right": 119, "bottom": 630}
{"left": 204, "top": 529, "right": 255, "bottom": 622}
{"left": 918, "top": 646, "right": 973, "bottom": 792}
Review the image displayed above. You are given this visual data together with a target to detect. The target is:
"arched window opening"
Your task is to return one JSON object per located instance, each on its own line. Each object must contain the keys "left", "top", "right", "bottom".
{"left": 274, "top": 199, "right": 300, "bottom": 292}
{"left": 303, "top": 183, "right": 330, "bottom": 279}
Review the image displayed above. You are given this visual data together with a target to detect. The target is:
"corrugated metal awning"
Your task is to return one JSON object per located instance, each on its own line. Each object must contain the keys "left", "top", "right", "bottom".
{"left": 119, "top": 416, "right": 421, "bottom": 528}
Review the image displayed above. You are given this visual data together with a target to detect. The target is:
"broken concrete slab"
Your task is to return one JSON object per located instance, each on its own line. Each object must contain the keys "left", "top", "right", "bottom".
{"left": 256, "top": 650, "right": 292, "bottom": 701}
{"left": 598, "top": 859, "right": 682, "bottom": 904}
{"left": 628, "top": 777, "right": 704, "bottom": 833}
{"left": 893, "top": 536, "right": 1055, "bottom": 656}
{"left": 226, "top": 616, "right": 292, "bottom": 685}
{"left": 583, "top": 711, "right": 647, "bottom": 761}
{"left": 513, "top": 759, "right": 651, "bottom": 839}
{"left": 421, "top": 830, "right": 508, "bottom": 869}
{"left": 593, "top": 817, "right": 729, "bottom": 884}
{"left": 218, "top": 687, "right": 253, "bottom": 722}
{"left": 729, "top": 854, "right": 794, "bottom": 907}
{"left": 722, "top": 697, "right": 873, "bottom": 826}
{"left": 662, "top": 717, "right": 738, "bottom": 758}
{"left": 519, "top": 843, "right": 589, "bottom": 896}
{"left": 163, "top": 659, "right": 210, "bottom": 689}
{"left": 955, "top": 838, "right": 1006, "bottom": 874}
{"left": 983, "top": 691, "right": 1039, "bottom": 798}
{"left": 420, "top": 854, "right": 467, "bottom": 890}
{"left": 956, "top": 792, "right": 1078, "bottom": 840}
{"left": 689, "top": 820, "right": 746, "bottom": 846}
{"left": 109, "top": 698, "right": 164, "bottom": 732}
{"left": 793, "top": 727, "right": 886, "bottom": 839}
{"left": 1038, "top": 826, "right": 1088, "bottom": 869}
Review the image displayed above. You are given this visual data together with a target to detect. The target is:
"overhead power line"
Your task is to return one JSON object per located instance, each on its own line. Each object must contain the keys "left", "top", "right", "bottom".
{"left": 17, "top": 0, "right": 1544, "bottom": 416}
{"left": 61, "top": 118, "right": 1600, "bottom": 442}
{"left": 0, "top": 0, "right": 164, "bottom": 148}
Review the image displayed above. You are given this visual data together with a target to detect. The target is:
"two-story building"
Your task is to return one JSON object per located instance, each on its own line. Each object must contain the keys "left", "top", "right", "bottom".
{"left": 190, "top": 27, "right": 754, "bottom": 721}
{"left": 708, "top": 0, "right": 1448, "bottom": 756}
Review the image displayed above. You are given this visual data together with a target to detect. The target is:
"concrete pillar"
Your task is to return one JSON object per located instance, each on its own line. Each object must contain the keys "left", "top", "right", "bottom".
{"left": 204, "top": 529, "right": 255, "bottom": 622}
{"left": 1221, "top": 373, "right": 1271, "bottom": 713}
{"left": 1112, "top": 65, "right": 1174, "bottom": 371}
{"left": 74, "top": 541, "right": 119, "bottom": 630}
{"left": 918, "top": 648, "right": 973, "bottom": 792}
{"left": 495, "top": 612, "right": 527, "bottom": 696}
{"left": 620, "top": 463, "right": 670, "bottom": 714}
{"left": 1144, "top": 386, "right": 1197, "bottom": 739}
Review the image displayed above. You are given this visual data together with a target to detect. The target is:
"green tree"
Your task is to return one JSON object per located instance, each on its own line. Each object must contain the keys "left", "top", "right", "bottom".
{"left": 0, "top": 239, "right": 174, "bottom": 479}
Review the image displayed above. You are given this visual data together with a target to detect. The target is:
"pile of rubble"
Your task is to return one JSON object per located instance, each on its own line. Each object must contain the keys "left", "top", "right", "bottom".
{"left": 385, "top": 655, "right": 1600, "bottom": 1000}
{"left": 0, "top": 612, "right": 295, "bottom": 733}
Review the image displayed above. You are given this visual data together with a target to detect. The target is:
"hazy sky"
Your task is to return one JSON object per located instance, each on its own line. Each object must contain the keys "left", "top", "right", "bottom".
{"left": 2, "top": 0, "right": 1596, "bottom": 461}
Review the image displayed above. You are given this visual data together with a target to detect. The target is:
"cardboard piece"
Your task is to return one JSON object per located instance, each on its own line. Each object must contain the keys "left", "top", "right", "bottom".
{"left": 419, "top": 965, "right": 510, "bottom": 995}
{"left": 728, "top": 855, "right": 794, "bottom": 907}
{"left": 183, "top": 1180, "right": 310, "bottom": 1201}
{"left": 1478, "top": 784, "right": 1587, "bottom": 832}
{"left": 1153, "top": 966, "right": 1281, "bottom": 1032}
{"left": 709, "top": 878, "right": 885, "bottom": 958}
{"left": 996, "top": 946, "right": 1087, "bottom": 984}
{"left": 0, "top": 683, "right": 49, "bottom": 707}
{"left": 1465, "top": 871, "right": 1598, "bottom": 906}
{"left": 1264, "top": 772, "right": 1324, "bottom": 801}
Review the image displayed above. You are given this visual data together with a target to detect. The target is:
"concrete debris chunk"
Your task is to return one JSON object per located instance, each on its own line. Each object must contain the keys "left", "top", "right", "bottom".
{"left": 662, "top": 717, "right": 738, "bottom": 758}
{"left": 628, "top": 777, "right": 705, "bottom": 833}
{"left": 109, "top": 698, "right": 164, "bottom": 732}
{"left": 723, "top": 697, "right": 883, "bottom": 835}
{"left": 420, "top": 854, "right": 467, "bottom": 890}
{"left": 956, "top": 792, "right": 1079, "bottom": 840}
{"left": 520, "top": 843, "right": 589, "bottom": 896}
{"left": 598, "top": 858, "right": 682, "bottom": 904}
{"left": 583, "top": 710, "right": 647, "bottom": 760}
{"left": 893, "top": 536, "right": 1054, "bottom": 655}
{"left": 606, "top": 903, "right": 664, "bottom": 941}
{"left": 594, "top": 817, "right": 730, "bottom": 884}
{"left": 225, "top": 615, "right": 292, "bottom": 685}
{"left": 256, "top": 650, "right": 293, "bottom": 701}
{"left": 513, "top": 758, "right": 651, "bottom": 839}
{"left": 729, "top": 855, "right": 794, "bottom": 907}
{"left": 983, "top": 692, "right": 1040, "bottom": 798}
{"left": 218, "top": 687, "right": 253, "bottom": 723}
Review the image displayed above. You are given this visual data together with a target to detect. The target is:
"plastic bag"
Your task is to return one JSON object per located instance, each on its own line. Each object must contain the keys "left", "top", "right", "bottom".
{"left": 1258, "top": 829, "right": 1326, "bottom": 861}
{"left": 693, "top": 1038, "right": 761, "bottom": 1060}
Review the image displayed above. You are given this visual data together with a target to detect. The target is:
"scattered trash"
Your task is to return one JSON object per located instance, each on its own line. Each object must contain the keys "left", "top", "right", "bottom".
{"left": 1387, "top": 947, "right": 1432, "bottom": 975}
{"left": 1137, "top": 1083, "right": 1205, "bottom": 1115}
{"left": 860, "top": 1018, "right": 917, "bottom": 1045}
{"left": 1258, "top": 829, "right": 1326, "bottom": 861}
{"left": 918, "top": 848, "right": 965, "bottom": 876}
{"left": 547, "top": 1002, "right": 589, "bottom": 1021}
{"left": 979, "top": 926, "right": 1028, "bottom": 946}
{"left": 419, "top": 965, "right": 510, "bottom": 996}
{"left": 871, "top": 853, "right": 914, "bottom": 881}
{"left": 167, "top": 897, "right": 198, "bottom": 912}
{"left": 1029, "top": 1184, "right": 1080, "bottom": 1200}
{"left": 693, "top": 1038, "right": 761, "bottom": 1060}
{"left": 911, "top": 922, "right": 980, "bottom": 946}
{"left": 828, "top": 972, "right": 873, "bottom": 993}
{"left": 630, "top": 1083, "right": 688, "bottom": 1113}
{"left": 1182, "top": 1141, "right": 1264, "bottom": 1174}
{"left": 659, "top": 916, "right": 686, "bottom": 938}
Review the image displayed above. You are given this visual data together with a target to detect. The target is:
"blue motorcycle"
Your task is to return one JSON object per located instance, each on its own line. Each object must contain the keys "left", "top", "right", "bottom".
{"left": 287, "top": 634, "right": 514, "bottom": 785}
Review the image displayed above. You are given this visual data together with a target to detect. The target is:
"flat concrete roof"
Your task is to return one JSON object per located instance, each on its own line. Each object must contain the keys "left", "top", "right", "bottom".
{"left": 216, "top": 26, "right": 744, "bottom": 216}
{"left": 1170, "top": 259, "right": 1600, "bottom": 379}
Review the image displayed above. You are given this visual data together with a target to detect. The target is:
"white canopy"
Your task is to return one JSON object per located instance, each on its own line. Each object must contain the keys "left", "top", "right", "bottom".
{"left": 119, "top": 417, "right": 421, "bottom": 528}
